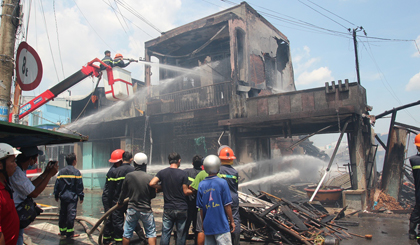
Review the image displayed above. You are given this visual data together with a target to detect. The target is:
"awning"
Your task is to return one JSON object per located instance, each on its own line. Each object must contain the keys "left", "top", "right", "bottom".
{"left": 0, "top": 121, "right": 88, "bottom": 147}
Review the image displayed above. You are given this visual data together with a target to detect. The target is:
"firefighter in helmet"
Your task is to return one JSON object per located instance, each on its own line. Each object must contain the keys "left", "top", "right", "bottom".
{"left": 409, "top": 133, "right": 420, "bottom": 241}
{"left": 102, "top": 149, "right": 124, "bottom": 244}
{"left": 217, "top": 146, "right": 240, "bottom": 245}
{"left": 113, "top": 53, "right": 133, "bottom": 68}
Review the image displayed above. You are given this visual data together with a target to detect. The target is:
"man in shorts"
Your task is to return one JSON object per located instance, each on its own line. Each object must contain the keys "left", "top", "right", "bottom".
{"left": 196, "top": 155, "right": 235, "bottom": 245}
{"left": 118, "top": 153, "right": 156, "bottom": 245}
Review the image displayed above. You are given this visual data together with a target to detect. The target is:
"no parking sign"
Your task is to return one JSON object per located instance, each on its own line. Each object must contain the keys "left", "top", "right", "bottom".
{"left": 15, "top": 42, "right": 43, "bottom": 91}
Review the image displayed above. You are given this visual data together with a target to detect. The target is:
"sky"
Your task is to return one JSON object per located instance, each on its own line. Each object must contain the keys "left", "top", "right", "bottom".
{"left": 9, "top": 0, "right": 420, "bottom": 148}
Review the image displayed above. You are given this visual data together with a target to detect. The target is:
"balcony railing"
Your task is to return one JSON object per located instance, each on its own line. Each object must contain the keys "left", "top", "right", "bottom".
{"left": 149, "top": 82, "right": 232, "bottom": 113}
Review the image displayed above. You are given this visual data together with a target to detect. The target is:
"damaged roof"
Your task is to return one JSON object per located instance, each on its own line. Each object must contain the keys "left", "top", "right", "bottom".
{"left": 0, "top": 121, "right": 88, "bottom": 148}
{"left": 145, "top": 2, "right": 288, "bottom": 54}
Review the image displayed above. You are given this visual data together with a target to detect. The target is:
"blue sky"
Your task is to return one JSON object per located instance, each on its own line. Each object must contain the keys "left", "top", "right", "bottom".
{"left": 14, "top": 0, "right": 420, "bottom": 146}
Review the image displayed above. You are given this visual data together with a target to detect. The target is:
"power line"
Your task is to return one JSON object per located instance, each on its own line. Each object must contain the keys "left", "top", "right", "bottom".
{"left": 305, "top": 0, "right": 355, "bottom": 27}
{"left": 296, "top": 0, "right": 349, "bottom": 31}
{"left": 53, "top": 0, "right": 66, "bottom": 79}
{"left": 39, "top": 0, "right": 60, "bottom": 83}
{"left": 220, "top": 0, "right": 352, "bottom": 39}
{"left": 359, "top": 36, "right": 419, "bottom": 123}
{"left": 100, "top": 0, "right": 153, "bottom": 38}
{"left": 71, "top": 0, "right": 114, "bottom": 51}
{"left": 108, "top": 0, "right": 128, "bottom": 34}
{"left": 114, "top": 0, "right": 162, "bottom": 34}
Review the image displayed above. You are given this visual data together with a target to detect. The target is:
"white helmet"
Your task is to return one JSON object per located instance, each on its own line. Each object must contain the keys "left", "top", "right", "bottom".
{"left": 133, "top": 153, "right": 148, "bottom": 165}
{"left": 0, "top": 143, "right": 21, "bottom": 160}
{"left": 203, "top": 155, "right": 221, "bottom": 175}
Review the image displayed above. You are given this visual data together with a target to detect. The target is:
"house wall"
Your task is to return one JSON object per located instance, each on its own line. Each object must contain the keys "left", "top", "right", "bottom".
{"left": 245, "top": 9, "right": 295, "bottom": 93}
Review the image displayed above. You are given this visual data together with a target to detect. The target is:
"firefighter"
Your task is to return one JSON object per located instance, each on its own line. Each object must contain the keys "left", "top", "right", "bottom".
{"left": 102, "top": 149, "right": 124, "bottom": 245}
{"left": 113, "top": 53, "right": 133, "bottom": 68}
{"left": 54, "top": 153, "right": 84, "bottom": 238}
{"left": 217, "top": 146, "right": 240, "bottom": 245}
{"left": 108, "top": 151, "right": 138, "bottom": 244}
{"left": 101, "top": 50, "right": 113, "bottom": 70}
{"left": 409, "top": 133, "right": 420, "bottom": 241}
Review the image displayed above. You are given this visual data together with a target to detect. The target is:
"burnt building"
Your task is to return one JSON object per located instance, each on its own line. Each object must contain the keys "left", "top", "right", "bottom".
{"left": 144, "top": 2, "right": 296, "bottom": 163}
{"left": 69, "top": 2, "right": 373, "bottom": 211}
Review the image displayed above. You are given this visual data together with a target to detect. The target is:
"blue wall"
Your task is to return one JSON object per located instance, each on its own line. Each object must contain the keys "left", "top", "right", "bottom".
{"left": 28, "top": 103, "right": 70, "bottom": 126}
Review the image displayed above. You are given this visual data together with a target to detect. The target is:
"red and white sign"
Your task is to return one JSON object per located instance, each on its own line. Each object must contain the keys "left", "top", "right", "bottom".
{"left": 15, "top": 42, "right": 43, "bottom": 91}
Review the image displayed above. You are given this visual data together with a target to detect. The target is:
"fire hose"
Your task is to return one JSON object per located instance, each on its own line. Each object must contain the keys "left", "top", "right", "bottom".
{"left": 40, "top": 198, "right": 131, "bottom": 245}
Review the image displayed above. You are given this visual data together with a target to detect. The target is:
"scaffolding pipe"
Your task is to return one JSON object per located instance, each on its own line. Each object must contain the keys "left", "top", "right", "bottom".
{"left": 310, "top": 120, "right": 349, "bottom": 202}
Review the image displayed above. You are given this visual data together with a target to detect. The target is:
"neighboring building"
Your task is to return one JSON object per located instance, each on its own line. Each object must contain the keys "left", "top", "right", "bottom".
{"left": 21, "top": 96, "right": 71, "bottom": 127}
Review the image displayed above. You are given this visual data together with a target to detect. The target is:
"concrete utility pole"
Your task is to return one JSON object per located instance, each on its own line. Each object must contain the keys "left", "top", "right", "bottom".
{"left": 352, "top": 28, "right": 361, "bottom": 85}
{"left": 0, "top": 0, "right": 20, "bottom": 121}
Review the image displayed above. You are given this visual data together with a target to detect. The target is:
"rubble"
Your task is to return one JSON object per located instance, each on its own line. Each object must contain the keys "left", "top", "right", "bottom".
{"left": 239, "top": 190, "right": 367, "bottom": 245}
{"left": 374, "top": 191, "right": 404, "bottom": 211}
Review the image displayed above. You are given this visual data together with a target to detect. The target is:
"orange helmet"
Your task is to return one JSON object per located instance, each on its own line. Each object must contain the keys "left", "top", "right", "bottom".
{"left": 114, "top": 53, "right": 123, "bottom": 59}
{"left": 109, "top": 149, "right": 124, "bottom": 163}
{"left": 218, "top": 146, "right": 236, "bottom": 160}
{"left": 415, "top": 133, "right": 420, "bottom": 147}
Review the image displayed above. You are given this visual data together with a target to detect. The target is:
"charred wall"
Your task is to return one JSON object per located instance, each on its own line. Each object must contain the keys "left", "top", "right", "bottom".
{"left": 245, "top": 9, "right": 295, "bottom": 94}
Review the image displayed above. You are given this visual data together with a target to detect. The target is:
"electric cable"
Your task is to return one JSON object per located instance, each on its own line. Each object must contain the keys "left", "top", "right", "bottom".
{"left": 305, "top": 0, "right": 356, "bottom": 27}
{"left": 71, "top": 0, "right": 114, "bottom": 51}
{"left": 39, "top": 0, "right": 60, "bottom": 83}
{"left": 108, "top": 0, "right": 128, "bottom": 34}
{"left": 53, "top": 0, "right": 66, "bottom": 79}
{"left": 359, "top": 36, "right": 419, "bottom": 123}
{"left": 24, "top": 0, "right": 33, "bottom": 41}
{"left": 296, "top": 0, "right": 349, "bottom": 30}
{"left": 114, "top": 0, "right": 162, "bottom": 34}
{"left": 100, "top": 0, "right": 145, "bottom": 51}
{"left": 113, "top": 0, "right": 130, "bottom": 32}
{"left": 220, "top": 0, "right": 352, "bottom": 39}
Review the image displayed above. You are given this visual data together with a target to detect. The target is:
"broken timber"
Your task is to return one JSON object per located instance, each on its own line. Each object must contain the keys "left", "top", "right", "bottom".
{"left": 239, "top": 191, "right": 365, "bottom": 244}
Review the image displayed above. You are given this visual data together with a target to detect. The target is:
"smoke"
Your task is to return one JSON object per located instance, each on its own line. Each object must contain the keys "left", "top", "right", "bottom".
{"left": 59, "top": 87, "right": 147, "bottom": 133}
{"left": 237, "top": 155, "right": 329, "bottom": 187}
{"left": 239, "top": 169, "right": 300, "bottom": 188}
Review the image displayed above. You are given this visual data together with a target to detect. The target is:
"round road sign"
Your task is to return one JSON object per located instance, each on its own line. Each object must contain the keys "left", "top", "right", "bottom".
{"left": 15, "top": 42, "right": 43, "bottom": 91}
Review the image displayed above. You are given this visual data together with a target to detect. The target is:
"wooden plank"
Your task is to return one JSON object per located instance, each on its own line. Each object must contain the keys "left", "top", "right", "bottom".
{"left": 314, "top": 90, "right": 328, "bottom": 110}
{"left": 218, "top": 107, "right": 355, "bottom": 126}
{"left": 278, "top": 95, "right": 291, "bottom": 113}
{"left": 301, "top": 92, "right": 315, "bottom": 112}
{"left": 257, "top": 97, "right": 268, "bottom": 116}
{"left": 290, "top": 93, "right": 302, "bottom": 113}
{"left": 280, "top": 205, "right": 308, "bottom": 231}
{"left": 268, "top": 97, "right": 279, "bottom": 115}
{"left": 259, "top": 203, "right": 280, "bottom": 217}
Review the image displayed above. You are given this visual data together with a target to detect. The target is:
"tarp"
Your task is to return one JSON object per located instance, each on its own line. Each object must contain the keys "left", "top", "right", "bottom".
{"left": 0, "top": 121, "right": 88, "bottom": 147}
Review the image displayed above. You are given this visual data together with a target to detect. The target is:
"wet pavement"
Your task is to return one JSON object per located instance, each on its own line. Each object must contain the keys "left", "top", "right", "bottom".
{"left": 24, "top": 187, "right": 417, "bottom": 244}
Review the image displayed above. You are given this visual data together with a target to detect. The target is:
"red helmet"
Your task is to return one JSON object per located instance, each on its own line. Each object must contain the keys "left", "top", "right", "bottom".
{"left": 415, "top": 133, "right": 420, "bottom": 147}
{"left": 109, "top": 149, "right": 124, "bottom": 163}
{"left": 218, "top": 146, "right": 236, "bottom": 160}
{"left": 114, "top": 53, "right": 123, "bottom": 59}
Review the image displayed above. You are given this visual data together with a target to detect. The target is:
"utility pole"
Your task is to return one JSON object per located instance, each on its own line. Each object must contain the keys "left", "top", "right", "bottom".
{"left": 0, "top": 0, "right": 21, "bottom": 121}
{"left": 352, "top": 27, "right": 361, "bottom": 85}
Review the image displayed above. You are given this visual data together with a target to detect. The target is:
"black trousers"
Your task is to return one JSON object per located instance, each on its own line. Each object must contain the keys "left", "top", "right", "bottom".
{"left": 59, "top": 200, "right": 77, "bottom": 236}
{"left": 103, "top": 205, "right": 114, "bottom": 243}
{"left": 410, "top": 204, "right": 420, "bottom": 224}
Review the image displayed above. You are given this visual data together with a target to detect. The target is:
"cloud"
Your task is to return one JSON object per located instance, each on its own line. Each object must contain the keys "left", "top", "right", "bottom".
{"left": 413, "top": 35, "right": 420, "bottom": 58}
{"left": 406, "top": 72, "right": 420, "bottom": 91}
{"left": 22, "top": 0, "right": 215, "bottom": 96}
{"left": 292, "top": 46, "right": 333, "bottom": 87}
{"left": 296, "top": 67, "right": 334, "bottom": 86}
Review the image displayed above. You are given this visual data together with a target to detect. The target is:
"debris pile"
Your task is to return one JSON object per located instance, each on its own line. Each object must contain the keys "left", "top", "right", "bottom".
{"left": 239, "top": 190, "right": 367, "bottom": 245}
{"left": 374, "top": 191, "right": 404, "bottom": 211}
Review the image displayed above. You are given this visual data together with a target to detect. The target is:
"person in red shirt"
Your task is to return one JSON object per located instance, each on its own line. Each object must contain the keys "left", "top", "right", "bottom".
{"left": 0, "top": 143, "right": 21, "bottom": 245}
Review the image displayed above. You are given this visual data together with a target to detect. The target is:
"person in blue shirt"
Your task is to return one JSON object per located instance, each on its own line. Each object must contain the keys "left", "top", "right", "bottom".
{"left": 196, "top": 155, "right": 235, "bottom": 245}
